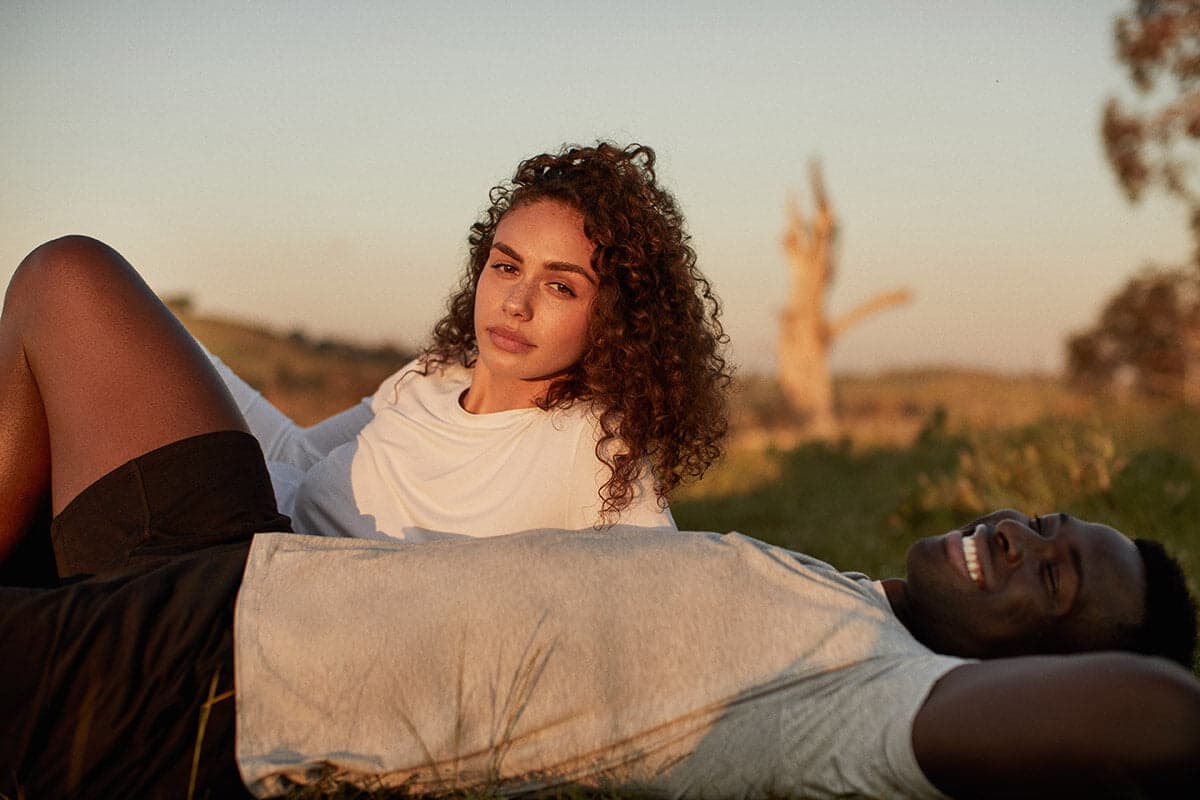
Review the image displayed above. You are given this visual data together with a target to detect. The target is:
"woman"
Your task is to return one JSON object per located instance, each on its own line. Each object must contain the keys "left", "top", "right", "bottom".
{"left": 214, "top": 142, "right": 731, "bottom": 539}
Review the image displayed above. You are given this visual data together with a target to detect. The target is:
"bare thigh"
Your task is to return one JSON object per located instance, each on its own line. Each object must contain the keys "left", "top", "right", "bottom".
{"left": 0, "top": 236, "right": 247, "bottom": 556}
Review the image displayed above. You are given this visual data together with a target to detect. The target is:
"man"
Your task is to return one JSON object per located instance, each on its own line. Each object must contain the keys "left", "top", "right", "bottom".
{"left": 2, "top": 237, "right": 1199, "bottom": 799}
{"left": 230, "top": 515, "right": 1198, "bottom": 799}
{"left": 7, "top": 512, "right": 1199, "bottom": 800}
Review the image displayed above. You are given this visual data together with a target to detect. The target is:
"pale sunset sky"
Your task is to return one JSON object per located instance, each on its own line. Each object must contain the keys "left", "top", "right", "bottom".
{"left": 1, "top": 1, "right": 1189, "bottom": 375}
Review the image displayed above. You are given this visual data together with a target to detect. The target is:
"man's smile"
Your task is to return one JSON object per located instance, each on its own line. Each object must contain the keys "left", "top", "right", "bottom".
{"left": 962, "top": 525, "right": 984, "bottom": 586}
{"left": 946, "top": 525, "right": 987, "bottom": 589}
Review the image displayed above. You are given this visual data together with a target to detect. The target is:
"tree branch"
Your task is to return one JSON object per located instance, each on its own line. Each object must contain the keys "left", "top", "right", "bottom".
{"left": 827, "top": 289, "right": 913, "bottom": 341}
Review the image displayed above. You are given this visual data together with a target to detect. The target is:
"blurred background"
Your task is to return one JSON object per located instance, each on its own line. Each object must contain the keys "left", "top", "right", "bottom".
{"left": 4, "top": 2, "right": 1199, "bottom": 670}
{"left": 2, "top": 0, "right": 1188, "bottom": 374}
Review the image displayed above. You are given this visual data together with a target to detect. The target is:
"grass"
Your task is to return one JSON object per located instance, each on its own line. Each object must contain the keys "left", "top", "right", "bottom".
{"left": 674, "top": 428, "right": 961, "bottom": 579}
{"left": 675, "top": 399, "right": 1200, "bottom": 676}
{"left": 270, "top": 395, "right": 1200, "bottom": 799}
{"left": 176, "top": 301, "right": 415, "bottom": 425}
{"left": 186, "top": 313, "right": 1200, "bottom": 797}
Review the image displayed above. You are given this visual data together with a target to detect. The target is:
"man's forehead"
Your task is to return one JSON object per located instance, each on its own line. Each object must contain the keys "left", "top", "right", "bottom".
{"left": 1069, "top": 518, "right": 1144, "bottom": 628}
{"left": 1070, "top": 517, "right": 1137, "bottom": 564}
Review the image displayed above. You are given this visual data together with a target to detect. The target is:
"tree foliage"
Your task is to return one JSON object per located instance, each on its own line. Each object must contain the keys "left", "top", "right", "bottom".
{"left": 1067, "top": 266, "right": 1200, "bottom": 397}
{"left": 1073, "top": 2, "right": 1200, "bottom": 401}
{"left": 1103, "top": 0, "right": 1200, "bottom": 262}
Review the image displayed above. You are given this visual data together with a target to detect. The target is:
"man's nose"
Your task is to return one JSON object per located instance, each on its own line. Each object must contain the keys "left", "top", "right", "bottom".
{"left": 994, "top": 518, "right": 1040, "bottom": 564}
{"left": 996, "top": 518, "right": 1059, "bottom": 564}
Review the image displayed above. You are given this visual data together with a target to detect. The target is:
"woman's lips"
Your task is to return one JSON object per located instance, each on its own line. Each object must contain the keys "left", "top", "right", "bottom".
{"left": 487, "top": 327, "right": 534, "bottom": 353}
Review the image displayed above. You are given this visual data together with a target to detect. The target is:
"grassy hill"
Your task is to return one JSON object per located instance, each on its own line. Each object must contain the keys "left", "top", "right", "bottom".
{"left": 172, "top": 299, "right": 417, "bottom": 425}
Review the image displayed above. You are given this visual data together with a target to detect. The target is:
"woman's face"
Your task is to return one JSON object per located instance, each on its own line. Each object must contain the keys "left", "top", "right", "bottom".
{"left": 465, "top": 199, "right": 599, "bottom": 412}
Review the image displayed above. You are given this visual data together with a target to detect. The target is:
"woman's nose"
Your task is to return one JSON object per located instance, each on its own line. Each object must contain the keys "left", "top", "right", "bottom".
{"left": 503, "top": 282, "right": 533, "bottom": 318}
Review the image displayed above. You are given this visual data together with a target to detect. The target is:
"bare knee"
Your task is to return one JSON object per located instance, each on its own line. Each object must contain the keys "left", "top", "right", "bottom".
{"left": 14, "top": 234, "right": 124, "bottom": 282}
{"left": 5, "top": 236, "right": 135, "bottom": 318}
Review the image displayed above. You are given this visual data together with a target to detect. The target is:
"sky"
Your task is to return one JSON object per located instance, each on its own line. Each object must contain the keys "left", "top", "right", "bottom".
{"left": 1, "top": 0, "right": 1190, "bottom": 376}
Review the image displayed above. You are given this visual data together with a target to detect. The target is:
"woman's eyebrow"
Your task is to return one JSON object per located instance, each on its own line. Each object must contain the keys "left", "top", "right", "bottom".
{"left": 493, "top": 241, "right": 596, "bottom": 285}
{"left": 545, "top": 261, "right": 597, "bottom": 285}
{"left": 492, "top": 242, "right": 524, "bottom": 263}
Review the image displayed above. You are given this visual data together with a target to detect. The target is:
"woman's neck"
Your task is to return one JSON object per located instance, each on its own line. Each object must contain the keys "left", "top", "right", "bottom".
{"left": 459, "top": 375, "right": 548, "bottom": 414}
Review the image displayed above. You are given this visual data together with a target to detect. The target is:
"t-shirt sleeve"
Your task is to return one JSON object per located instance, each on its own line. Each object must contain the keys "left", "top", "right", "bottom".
{"left": 833, "top": 655, "right": 964, "bottom": 800}
{"left": 612, "top": 485, "right": 675, "bottom": 529}
{"left": 368, "top": 359, "right": 424, "bottom": 412}
{"left": 207, "top": 348, "right": 372, "bottom": 470}
{"left": 289, "top": 439, "right": 389, "bottom": 539}
{"left": 562, "top": 412, "right": 675, "bottom": 531}
{"left": 287, "top": 404, "right": 373, "bottom": 465}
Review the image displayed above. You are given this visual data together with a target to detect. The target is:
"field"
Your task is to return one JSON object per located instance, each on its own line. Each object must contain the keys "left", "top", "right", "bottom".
{"left": 191, "top": 306, "right": 1200, "bottom": 676}
{"left": 189, "top": 310, "right": 1200, "bottom": 797}
{"left": 676, "top": 370, "right": 1200, "bottom": 635}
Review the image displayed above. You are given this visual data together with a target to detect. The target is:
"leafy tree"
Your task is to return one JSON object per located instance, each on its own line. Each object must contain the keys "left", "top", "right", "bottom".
{"left": 1102, "top": 0, "right": 1200, "bottom": 263}
{"left": 1072, "top": 2, "right": 1200, "bottom": 401}
{"left": 1067, "top": 266, "right": 1200, "bottom": 398}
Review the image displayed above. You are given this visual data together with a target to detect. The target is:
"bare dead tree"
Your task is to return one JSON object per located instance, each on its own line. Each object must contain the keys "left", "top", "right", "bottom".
{"left": 777, "top": 161, "right": 912, "bottom": 436}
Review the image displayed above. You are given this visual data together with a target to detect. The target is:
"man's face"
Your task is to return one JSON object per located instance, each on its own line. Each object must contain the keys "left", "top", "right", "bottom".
{"left": 903, "top": 510, "right": 1145, "bottom": 658}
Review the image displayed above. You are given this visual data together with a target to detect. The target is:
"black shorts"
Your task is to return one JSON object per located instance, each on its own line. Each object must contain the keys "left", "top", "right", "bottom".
{"left": 0, "top": 430, "right": 292, "bottom": 800}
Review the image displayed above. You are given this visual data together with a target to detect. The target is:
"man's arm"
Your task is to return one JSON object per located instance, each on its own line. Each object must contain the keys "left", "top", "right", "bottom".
{"left": 911, "top": 652, "right": 1200, "bottom": 799}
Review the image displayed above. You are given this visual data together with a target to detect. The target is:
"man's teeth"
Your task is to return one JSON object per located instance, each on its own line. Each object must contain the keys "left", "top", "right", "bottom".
{"left": 963, "top": 526, "right": 982, "bottom": 583}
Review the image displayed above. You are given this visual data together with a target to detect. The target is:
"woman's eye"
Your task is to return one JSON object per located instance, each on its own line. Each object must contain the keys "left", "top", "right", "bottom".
{"left": 492, "top": 262, "right": 517, "bottom": 274}
{"left": 549, "top": 282, "right": 576, "bottom": 297}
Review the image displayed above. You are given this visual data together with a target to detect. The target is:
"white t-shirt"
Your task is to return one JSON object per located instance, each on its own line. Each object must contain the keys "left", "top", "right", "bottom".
{"left": 212, "top": 355, "right": 674, "bottom": 539}
{"left": 235, "top": 529, "right": 965, "bottom": 799}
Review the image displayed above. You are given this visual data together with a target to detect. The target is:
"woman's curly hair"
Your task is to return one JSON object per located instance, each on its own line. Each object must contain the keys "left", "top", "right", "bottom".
{"left": 424, "top": 142, "right": 731, "bottom": 520}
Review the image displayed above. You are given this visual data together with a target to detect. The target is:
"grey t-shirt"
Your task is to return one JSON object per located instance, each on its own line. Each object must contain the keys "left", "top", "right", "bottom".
{"left": 235, "top": 528, "right": 964, "bottom": 799}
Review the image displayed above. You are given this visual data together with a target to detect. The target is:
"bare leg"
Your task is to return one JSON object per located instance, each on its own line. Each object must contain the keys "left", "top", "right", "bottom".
{"left": 0, "top": 235, "right": 248, "bottom": 563}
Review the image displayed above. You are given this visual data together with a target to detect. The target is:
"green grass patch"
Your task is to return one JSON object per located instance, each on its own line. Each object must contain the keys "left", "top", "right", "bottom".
{"left": 673, "top": 429, "right": 964, "bottom": 579}
{"left": 675, "top": 404, "right": 1200, "bottom": 675}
